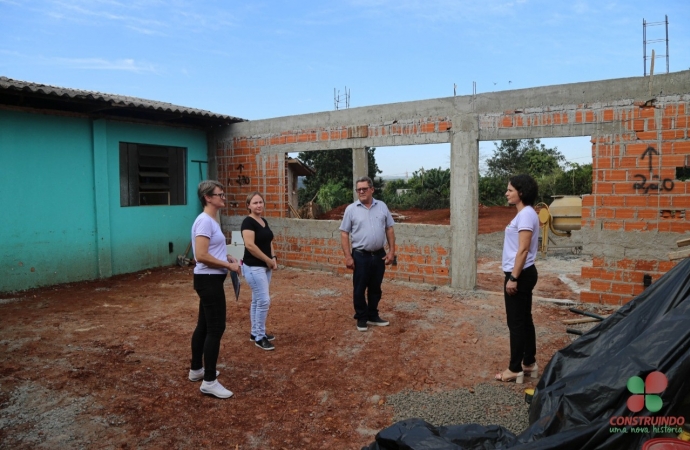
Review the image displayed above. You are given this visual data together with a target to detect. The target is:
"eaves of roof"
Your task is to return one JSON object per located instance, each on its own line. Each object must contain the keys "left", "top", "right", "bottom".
{"left": 0, "top": 76, "right": 247, "bottom": 128}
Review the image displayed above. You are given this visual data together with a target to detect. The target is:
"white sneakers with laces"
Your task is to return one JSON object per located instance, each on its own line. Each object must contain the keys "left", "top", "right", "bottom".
{"left": 200, "top": 380, "right": 233, "bottom": 399}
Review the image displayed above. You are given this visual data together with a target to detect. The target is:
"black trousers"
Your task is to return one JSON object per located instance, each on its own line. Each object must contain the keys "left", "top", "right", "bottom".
{"left": 352, "top": 249, "right": 386, "bottom": 321}
{"left": 503, "top": 264, "right": 538, "bottom": 373}
{"left": 191, "top": 273, "right": 227, "bottom": 382}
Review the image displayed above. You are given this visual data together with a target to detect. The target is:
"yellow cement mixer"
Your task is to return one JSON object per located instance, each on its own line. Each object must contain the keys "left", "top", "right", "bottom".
{"left": 536, "top": 195, "right": 583, "bottom": 254}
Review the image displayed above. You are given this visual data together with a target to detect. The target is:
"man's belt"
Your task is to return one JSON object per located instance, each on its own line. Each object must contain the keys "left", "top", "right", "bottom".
{"left": 352, "top": 248, "right": 384, "bottom": 256}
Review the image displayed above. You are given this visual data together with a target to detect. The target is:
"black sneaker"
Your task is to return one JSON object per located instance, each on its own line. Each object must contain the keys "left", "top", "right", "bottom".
{"left": 255, "top": 337, "right": 275, "bottom": 351}
{"left": 250, "top": 334, "right": 275, "bottom": 342}
{"left": 367, "top": 317, "right": 390, "bottom": 327}
{"left": 356, "top": 320, "right": 368, "bottom": 332}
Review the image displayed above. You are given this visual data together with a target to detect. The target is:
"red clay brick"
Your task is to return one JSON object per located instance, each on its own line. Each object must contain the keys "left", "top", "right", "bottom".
{"left": 639, "top": 107, "right": 656, "bottom": 118}
{"left": 603, "top": 221, "right": 624, "bottom": 230}
{"left": 615, "top": 209, "right": 636, "bottom": 219}
{"left": 624, "top": 221, "right": 648, "bottom": 231}
{"left": 591, "top": 280, "right": 612, "bottom": 292}
{"left": 626, "top": 143, "right": 651, "bottom": 156}
{"left": 602, "top": 196, "right": 625, "bottom": 207}
{"left": 595, "top": 207, "right": 615, "bottom": 218}
{"left": 580, "top": 291, "right": 601, "bottom": 303}
{"left": 670, "top": 222, "right": 690, "bottom": 233}
{"left": 636, "top": 131, "right": 658, "bottom": 140}
{"left": 581, "top": 267, "right": 602, "bottom": 279}
{"left": 661, "top": 130, "right": 686, "bottom": 140}
{"left": 673, "top": 142, "right": 690, "bottom": 154}
{"left": 604, "top": 170, "right": 628, "bottom": 181}
{"left": 624, "top": 196, "right": 648, "bottom": 207}
{"left": 611, "top": 282, "right": 634, "bottom": 295}
{"left": 601, "top": 293, "right": 624, "bottom": 306}
{"left": 658, "top": 261, "right": 678, "bottom": 272}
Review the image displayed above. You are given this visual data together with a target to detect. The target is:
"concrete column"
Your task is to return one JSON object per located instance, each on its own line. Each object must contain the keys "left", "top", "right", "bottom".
{"left": 352, "top": 147, "right": 368, "bottom": 201}
{"left": 92, "top": 119, "right": 113, "bottom": 279}
{"left": 449, "top": 116, "right": 479, "bottom": 290}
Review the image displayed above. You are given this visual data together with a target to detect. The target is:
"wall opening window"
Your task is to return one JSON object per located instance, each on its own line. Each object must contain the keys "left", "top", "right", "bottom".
{"left": 119, "top": 143, "right": 187, "bottom": 206}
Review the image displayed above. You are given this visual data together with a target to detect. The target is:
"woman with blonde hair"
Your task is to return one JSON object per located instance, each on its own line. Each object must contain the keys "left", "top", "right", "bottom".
{"left": 241, "top": 191, "right": 278, "bottom": 351}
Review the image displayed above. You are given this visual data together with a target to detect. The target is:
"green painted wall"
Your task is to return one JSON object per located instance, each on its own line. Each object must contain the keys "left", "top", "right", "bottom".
{"left": 0, "top": 109, "right": 208, "bottom": 293}
{"left": 104, "top": 121, "right": 207, "bottom": 276}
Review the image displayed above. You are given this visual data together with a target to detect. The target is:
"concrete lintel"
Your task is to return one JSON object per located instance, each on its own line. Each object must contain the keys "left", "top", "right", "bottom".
{"left": 478, "top": 122, "right": 619, "bottom": 141}
{"left": 259, "top": 133, "right": 451, "bottom": 155}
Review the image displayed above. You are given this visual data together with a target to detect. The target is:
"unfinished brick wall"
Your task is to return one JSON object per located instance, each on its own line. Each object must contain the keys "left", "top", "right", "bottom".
{"left": 216, "top": 118, "right": 453, "bottom": 285}
{"left": 214, "top": 82, "right": 690, "bottom": 300}
{"left": 489, "top": 96, "right": 690, "bottom": 305}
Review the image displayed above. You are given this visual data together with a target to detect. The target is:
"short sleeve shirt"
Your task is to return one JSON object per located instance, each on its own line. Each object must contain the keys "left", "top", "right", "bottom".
{"left": 502, "top": 206, "right": 540, "bottom": 272}
{"left": 192, "top": 212, "right": 228, "bottom": 275}
{"left": 339, "top": 199, "right": 395, "bottom": 251}
{"left": 241, "top": 216, "right": 274, "bottom": 267}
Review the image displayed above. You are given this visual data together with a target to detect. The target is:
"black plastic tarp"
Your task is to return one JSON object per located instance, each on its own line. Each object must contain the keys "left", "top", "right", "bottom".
{"left": 365, "top": 258, "right": 690, "bottom": 450}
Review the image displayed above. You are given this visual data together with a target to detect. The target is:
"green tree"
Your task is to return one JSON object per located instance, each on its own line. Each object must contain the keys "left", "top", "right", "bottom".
{"left": 297, "top": 148, "right": 381, "bottom": 207}
{"left": 551, "top": 163, "right": 593, "bottom": 196}
{"left": 315, "top": 181, "right": 352, "bottom": 212}
{"left": 485, "top": 139, "right": 565, "bottom": 178}
{"left": 379, "top": 167, "right": 451, "bottom": 210}
{"left": 480, "top": 139, "right": 571, "bottom": 205}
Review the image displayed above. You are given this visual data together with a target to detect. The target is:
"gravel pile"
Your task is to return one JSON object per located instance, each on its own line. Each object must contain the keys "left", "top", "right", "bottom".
{"left": 386, "top": 383, "right": 530, "bottom": 435}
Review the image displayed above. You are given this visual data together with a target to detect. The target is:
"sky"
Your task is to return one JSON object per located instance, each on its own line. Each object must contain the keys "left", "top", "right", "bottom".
{"left": 2, "top": 0, "right": 689, "bottom": 177}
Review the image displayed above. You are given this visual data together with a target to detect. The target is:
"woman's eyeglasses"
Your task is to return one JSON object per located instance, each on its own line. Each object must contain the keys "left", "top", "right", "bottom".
{"left": 210, "top": 193, "right": 226, "bottom": 198}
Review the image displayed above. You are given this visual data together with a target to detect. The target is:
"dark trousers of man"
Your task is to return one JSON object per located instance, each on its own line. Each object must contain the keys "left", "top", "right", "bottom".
{"left": 352, "top": 249, "right": 386, "bottom": 320}
{"left": 503, "top": 264, "right": 538, "bottom": 374}
{"left": 191, "top": 274, "right": 227, "bottom": 382}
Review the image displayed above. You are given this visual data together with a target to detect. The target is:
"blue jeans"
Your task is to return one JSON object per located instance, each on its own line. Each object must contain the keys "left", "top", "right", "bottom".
{"left": 504, "top": 264, "right": 538, "bottom": 373}
{"left": 244, "top": 265, "right": 272, "bottom": 341}
{"left": 191, "top": 273, "right": 227, "bottom": 382}
{"left": 352, "top": 249, "right": 386, "bottom": 321}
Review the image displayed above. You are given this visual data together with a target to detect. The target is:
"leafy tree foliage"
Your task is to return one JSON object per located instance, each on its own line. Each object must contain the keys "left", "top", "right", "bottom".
{"left": 485, "top": 139, "right": 565, "bottom": 178}
{"left": 380, "top": 167, "right": 451, "bottom": 210}
{"left": 297, "top": 148, "right": 381, "bottom": 207}
{"left": 479, "top": 139, "right": 592, "bottom": 205}
{"left": 315, "top": 181, "right": 351, "bottom": 212}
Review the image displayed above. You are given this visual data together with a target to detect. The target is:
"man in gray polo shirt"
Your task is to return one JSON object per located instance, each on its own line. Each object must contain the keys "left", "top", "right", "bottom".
{"left": 339, "top": 176, "right": 396, "bottom": 331}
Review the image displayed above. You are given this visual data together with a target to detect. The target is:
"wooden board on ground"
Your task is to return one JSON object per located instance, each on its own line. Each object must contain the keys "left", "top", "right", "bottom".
{"left": 668, "top": 247, "right": 690, "bottom": 261}
{"left": 676, "top": 237, "right": 690, "bottom": 248}
{"left": 562, "top": 315, "right": 610, "bottom": 325}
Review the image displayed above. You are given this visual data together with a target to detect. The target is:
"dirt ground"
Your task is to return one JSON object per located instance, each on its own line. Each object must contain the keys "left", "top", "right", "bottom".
{"left": 0, "top": 208, "right": 604, "bottom": 449}
{"left": 318, "top": 205, "right": 516, "bottom": 233}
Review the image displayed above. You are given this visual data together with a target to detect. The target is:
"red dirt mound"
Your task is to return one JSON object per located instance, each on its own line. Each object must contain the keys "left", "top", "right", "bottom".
{"left": 319, "top": 204, "right": 516, "bottom": 234}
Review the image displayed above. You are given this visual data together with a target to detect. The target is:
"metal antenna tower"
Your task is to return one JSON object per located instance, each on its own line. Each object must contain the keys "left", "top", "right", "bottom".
{"left": 643, "top": 15, "right": 669, "bottom": 76}
{"left": 334, "top": 87, "right": 350, "bottom": 110}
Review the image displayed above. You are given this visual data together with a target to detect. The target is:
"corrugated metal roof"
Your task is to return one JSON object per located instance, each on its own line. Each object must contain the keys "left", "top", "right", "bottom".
{"left": 0, "top": 76, "right": 246, "bottom": 127}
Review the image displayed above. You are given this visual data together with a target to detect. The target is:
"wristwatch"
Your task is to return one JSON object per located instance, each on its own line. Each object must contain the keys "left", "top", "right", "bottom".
{"left": 509, "top": 274, "right": 518, "bottom": 282}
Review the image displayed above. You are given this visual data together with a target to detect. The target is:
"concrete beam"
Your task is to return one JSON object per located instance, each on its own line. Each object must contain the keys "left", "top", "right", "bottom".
{"left": 352, "top": 148, "right": 368, "bottom": 201}
{"left": 450, "top": 115, "right": 479, "bottom": 289}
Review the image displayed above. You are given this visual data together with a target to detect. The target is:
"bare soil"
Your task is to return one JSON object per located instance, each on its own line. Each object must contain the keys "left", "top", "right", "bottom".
{"left": 318, "top": 205, "right": 517, "bottom": 234}
{"left": 0, "top": 208, "right": 600, "bottom": 450}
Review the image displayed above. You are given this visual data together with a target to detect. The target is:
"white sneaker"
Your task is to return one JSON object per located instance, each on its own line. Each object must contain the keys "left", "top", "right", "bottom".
{"left": 188, "top": 368, "right": 220, "bottom": 382}
{"left": 200, "top": 380, "right": 233, "bottom": 399}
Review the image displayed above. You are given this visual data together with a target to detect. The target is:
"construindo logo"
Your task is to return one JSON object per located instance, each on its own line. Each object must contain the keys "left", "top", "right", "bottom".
{"left": 609, "top": 371, "right": 686, "bottom": 434}
{"left": 627, "top": 371, "right": 668, "bottom": 413}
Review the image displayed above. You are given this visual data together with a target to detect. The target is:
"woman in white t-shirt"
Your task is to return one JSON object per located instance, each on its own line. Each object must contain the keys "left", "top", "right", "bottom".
{"left": 495, "top": 174, "right": 540, "bottom": 384}
{"left": 188, "top": 180, "right": 241, "bottom": 399}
